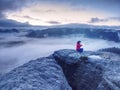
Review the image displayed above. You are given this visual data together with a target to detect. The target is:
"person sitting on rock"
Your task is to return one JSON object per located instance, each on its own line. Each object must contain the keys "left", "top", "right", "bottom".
{"left": 76, "top": 41, "right": 83, "bottom": 52}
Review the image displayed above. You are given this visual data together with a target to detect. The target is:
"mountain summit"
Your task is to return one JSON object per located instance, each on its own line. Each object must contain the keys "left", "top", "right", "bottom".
{"left": 0, "top": 49, "right": 120, "bottom": 90}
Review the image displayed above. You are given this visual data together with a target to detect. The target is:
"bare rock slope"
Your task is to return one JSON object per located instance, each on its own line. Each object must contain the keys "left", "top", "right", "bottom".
{"left": 0, "top": 49, "right": 120, "bottom": 90}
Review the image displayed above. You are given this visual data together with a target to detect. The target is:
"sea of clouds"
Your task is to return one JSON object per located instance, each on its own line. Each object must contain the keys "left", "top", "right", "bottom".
{"left": 0, "top": 36, "right": 120, "bottom": 73}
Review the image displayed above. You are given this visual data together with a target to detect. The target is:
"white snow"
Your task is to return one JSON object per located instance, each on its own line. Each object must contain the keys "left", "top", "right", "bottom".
{"left": 88, "top": 55, "right": 102, "bottom": 60}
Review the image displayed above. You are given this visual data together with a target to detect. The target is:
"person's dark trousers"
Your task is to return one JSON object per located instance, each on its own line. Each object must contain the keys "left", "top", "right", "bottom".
{"left": 77, "top": 48, "right": 83, "bottom": 53}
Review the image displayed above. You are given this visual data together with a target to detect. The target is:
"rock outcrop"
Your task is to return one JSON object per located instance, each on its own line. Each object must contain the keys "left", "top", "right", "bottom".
{"left": 0, "top": 49, "right": 120, "bottom": 90}
{"left": 53, "top": 49, "right": 103, "bottom": 90}
{"left": 53, "top": 49, "right": 120, "bottom": 90}
{"left": 0, "top": 58, "right": 71, "bottom": 90}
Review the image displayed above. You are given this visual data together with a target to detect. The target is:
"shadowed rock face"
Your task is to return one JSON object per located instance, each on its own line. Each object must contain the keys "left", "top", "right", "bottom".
{"left": 75, "top": 61, "right": 103, "bottom": 90}
{"left": 53, "top": 49, "right": 103, "bottom": 90}
{"left": 0, "top": 49, "right": 120, "bottom": 90}
{"left": 53, "top": 49, "right": 81, "bottom": 90}
{"left": 53, "top": 49, "right": 120, "bottom": 90}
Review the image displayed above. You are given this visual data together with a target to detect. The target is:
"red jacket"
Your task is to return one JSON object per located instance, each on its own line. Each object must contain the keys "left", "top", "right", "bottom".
{"left": 76, "top": 43, "right": 82, "bottom": 50}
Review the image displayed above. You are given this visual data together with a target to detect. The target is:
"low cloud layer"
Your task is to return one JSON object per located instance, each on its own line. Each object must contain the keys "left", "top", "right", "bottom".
{"left": 0, "top": 36, "right": 120, "bottom": 73}
{"left": 0, "top": 19, "right": 30, "bottom": 27}
{"left": 89, "top": 17, "right": 120, "bottom": 23}
{"left": 47, "top": 21, "right": 61, "bottom": 24}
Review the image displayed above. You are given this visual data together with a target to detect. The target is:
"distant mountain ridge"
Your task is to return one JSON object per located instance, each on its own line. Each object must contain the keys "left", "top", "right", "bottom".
{"left": 0, "top": 23, "right": 120, "bottom": 42}
{"left": 0, "top": 23, "right": 120, "bottom": 30}
{"left": 26, "top": 28, "right": 120, "bottom": 42}
{"left": 51, "top": 23, "right": 120, "bottom": 30}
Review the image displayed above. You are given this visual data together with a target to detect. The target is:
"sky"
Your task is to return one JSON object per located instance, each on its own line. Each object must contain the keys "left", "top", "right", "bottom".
{"left": 0, "top": 0, "right": 120, "bottom": 27}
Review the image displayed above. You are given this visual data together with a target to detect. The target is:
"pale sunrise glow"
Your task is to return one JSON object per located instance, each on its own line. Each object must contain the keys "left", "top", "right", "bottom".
{"left": 6, "top": 3, "right": 119, "bottom": 26}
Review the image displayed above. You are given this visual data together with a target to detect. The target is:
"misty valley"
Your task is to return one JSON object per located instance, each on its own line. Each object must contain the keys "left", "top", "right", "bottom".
{"left": 0, "top": 27, "right": 120, "bottom": 90}
{"left": 0, "top": 28, "right": 120, "bottom": 73}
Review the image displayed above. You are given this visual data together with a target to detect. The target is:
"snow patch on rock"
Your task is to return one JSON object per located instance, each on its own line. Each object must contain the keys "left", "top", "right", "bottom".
{"left": 88, "top": 55, "right": 102, "bottom": 60}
